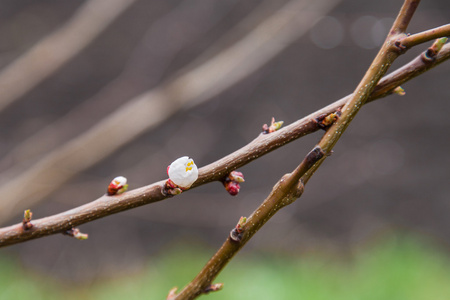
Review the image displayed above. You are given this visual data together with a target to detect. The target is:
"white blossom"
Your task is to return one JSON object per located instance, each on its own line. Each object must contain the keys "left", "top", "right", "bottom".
{"left": 112, "top": 176, "right": 127, "bottom": 187}
{"left": 107, "top": 176, "right": 128, "bottom": 195}
{"left": 168, "top": 156, "right": 198, "bottom": 189}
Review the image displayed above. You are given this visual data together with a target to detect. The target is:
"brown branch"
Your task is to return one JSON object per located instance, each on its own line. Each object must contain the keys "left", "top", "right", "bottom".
{"left": 0, "top": 0, "right": 340, "bottom": 224}
{"left": 390, "top": 0, "right": 420, "bottom": 34}
{"left": 172, "top": 1, "right": 433, "bottom": 298}
{"left": 317, "top": 0, "right": 421, "bottom": 154}
{"left": 172, "top": 146, "right": 325, "bottom": 299}
{"left": 0, "top": 39, "right": 449, "bottom": 248}
{"left": 400, "top": 24, "right": 450, "bottom": 49}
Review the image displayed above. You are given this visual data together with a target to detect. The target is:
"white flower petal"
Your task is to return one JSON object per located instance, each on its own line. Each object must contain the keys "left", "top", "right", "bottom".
{"left": 168, "top": 156, "right": 198, "bottom": 188}
{"left": 112, "top": 176, "right": 127, "bottom": 187}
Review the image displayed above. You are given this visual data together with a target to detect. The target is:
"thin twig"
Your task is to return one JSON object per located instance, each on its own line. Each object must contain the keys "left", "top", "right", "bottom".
{"left": 0, "top": 41, "right": 448, "bottom": 247}
{"left": 400, "top": 24, "right": 450, "bottom": 49}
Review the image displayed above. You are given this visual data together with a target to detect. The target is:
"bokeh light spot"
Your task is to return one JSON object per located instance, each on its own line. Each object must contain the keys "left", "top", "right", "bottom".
{"left": 310, "top": 16, "right": 344, "bottom": 49}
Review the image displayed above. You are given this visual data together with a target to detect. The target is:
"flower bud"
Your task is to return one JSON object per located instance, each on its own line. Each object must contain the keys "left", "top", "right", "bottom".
{"left": 23, "top": 209, "right": 32, "bottom": 222}
{"left": 225, "top": 181, "right": 240, "bottom": 196}
{"left": 229, "top": 171, "right": 245, "bottom": 183}
{"left": 65, "top": 228, "right": 89, "bottom": 240}
{"left": 22, "top": 209, "right": 33, "bottom": 230}
{"left": 167, "top": 156, "right": 198, "bottom": 189}
{"left": 393, "top": 86, "right": 405, "bottom": 96}
{"left": 262, "top": 117, "right": 284, "bottom": 134}
{"left": 269, "top": 117, "right": 284, "bottom": 133}
{"left": 107, "top": 176, "right": 128, "bottom": 195}
{"left": 236, "top": 216, "right": 247, "bottom": 233}
{"left": 167, "top": 187, "right": 183, "bottom": 195}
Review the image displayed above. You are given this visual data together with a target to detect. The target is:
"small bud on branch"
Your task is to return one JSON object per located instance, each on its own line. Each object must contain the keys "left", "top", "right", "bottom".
{"left": 424, "top": 37, "right": 448, "bottom": 61}
{"left": 64, "top": 228, "right": 89, "bottom": 240}
{"left": 229, "top": 216, "right": 247, "bottom": 242}
{"left": 315, "top": 108, "right": 341, "bottom": 130}
{"left": 228, "top": 171, "right": 245, "bottom": 183}
{"left": 107, "top": 176, "right": 128, "bottom": 195}
{"left": 236, "top": 216, "right": 247, "bottom": 234}
{"left": 22, "top": 209, "right": 33, "bottom": 230}
{"left": 223, "top": 171, "right": 245, "bottom": 196}
{"left": 262, "top": 117, "right": 284, "bottom": 134}
{"left": 203, "top": 283, "right": 224, "bottom": 294}
{"left": 393, "top": 86, "right": 406, "bottom": 96}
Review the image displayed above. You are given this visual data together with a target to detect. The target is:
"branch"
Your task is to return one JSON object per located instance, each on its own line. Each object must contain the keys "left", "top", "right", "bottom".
{"left": 400, "top": 24, "right": 450, "bottom": 49}
{"left": 390, "top": 0, "right": 421, "bottom": 34}
{"left": 1, "top": 38, "right": 448, "bottom": 248}
{"left": 172, "top": 1, "right": 436, "bottom": 298}
{"left": 317, "top": 0, "right": 422, "bottom": 154}
{"left": 172, "top": 147, "right": 325, "bottom": 299}
{"left": 0, "top": 0, "right": 339, "bottom": 224}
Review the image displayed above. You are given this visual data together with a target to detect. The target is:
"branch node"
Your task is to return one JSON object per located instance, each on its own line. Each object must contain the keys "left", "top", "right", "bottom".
{"left": 229, "top": 215, "right": 247, "bottom": 242}
{"left": 424, "top": 37, "right": 448, "bottom": 61}
{"left": 393, "top": 38, "right": 408, "bottom": 54}
{"left": 305, "top": 146, "right": 325, "bottom": 167}
{"left": 262, "top": 117, "right": 284, "bottom": 134}
{"left": 314, "top": 109, "right": 341, "bottom": 130}
{"left": 22, "top": 209, "right": 33, "bottom": 230}
{"left": 64, "top": 228, "right": 89, "bottom": 240}
{"left": 203, "top": 283, "right": 224, "bottom": 294}
{"left": 163, "top": 180, "right": 183, "bottom": 196}
{"left": 229, "top": 228, "right": 243, "bottom": 243}
{"left": 222, "top": 171, "right": 245, "bottom": 196}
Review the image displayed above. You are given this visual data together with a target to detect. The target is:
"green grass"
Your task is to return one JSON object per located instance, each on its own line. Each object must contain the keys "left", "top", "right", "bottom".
{"left": 1, "top": 237, "right": 449, "bottom": 300}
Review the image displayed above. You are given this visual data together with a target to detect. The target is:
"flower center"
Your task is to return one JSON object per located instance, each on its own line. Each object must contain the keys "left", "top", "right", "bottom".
{"left": 186, "top": 160, "right": 194, "bottom": 172}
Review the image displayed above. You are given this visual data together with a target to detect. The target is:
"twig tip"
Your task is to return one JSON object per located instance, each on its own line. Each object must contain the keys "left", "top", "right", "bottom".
{"left": 166, "top": 287, "right": 178, "bottom": 300}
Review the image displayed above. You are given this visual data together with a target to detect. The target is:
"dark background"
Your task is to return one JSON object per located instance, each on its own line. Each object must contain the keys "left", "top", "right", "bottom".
{"left": 0, "top": 0, "right": 449, "bottom": 282}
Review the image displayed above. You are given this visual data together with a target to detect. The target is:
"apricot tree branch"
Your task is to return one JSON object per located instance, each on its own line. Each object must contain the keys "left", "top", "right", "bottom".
{"left": 400, "top": 24, "right": 450, "bottom": 49}
{"left": 318, "top": 0, "right": 420, "bottom": 154}
{"left": 0, "top": 0, "right": 339, "bottom": 224}
{"left": 390, "top": 0, "right": 420, "bottom": 34}
{"left": 171, "top": 1, "right": 436, "bottom": 298}
{"left": 171, "top": 147, "right": 325, "bottom": 299}
{"left": 0, "top": 37, "right": 448, "bottom": 248}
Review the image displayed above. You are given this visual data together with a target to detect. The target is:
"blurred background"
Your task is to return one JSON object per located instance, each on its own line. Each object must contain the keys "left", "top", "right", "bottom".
{"left": 0, "top": 0, "right": 449, "bottom": 299}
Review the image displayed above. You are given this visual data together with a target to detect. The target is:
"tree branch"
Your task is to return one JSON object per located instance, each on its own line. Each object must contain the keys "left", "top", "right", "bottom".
{"left": 400, "top": 24, "right": 450, "bottom": 49}
{"left": 171, "top": 1, "right": 440, "bottom": 298}
{"left": 0, "top": 0, "right": 340, "bottom": 224}
{"left": 390, "top": 0, "right": 421, "bottom": 34}
{"left": 172, "top": 146, "right": 325, "bottom": 299}
{"left": 0, "top": 38, "right": 448, "bottom": 248}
